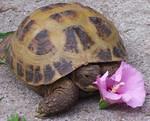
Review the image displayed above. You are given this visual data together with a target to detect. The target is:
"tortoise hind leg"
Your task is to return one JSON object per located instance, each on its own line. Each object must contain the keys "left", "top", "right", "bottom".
{"left": 0, "top": 35, "right": 13, "bottom": 64}
{"left": 36, "top": 77, "right": 79, "bottom": 117}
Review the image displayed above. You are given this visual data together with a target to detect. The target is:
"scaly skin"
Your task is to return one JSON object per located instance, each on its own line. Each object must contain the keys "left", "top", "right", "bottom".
{"left": 36, "top": 78, "right": 79, "bottom": 117}
{"left": 0, "top": 33, "right": 121, "bottom": 117}
{"left": 72, "top": 62, "right": 120, "bottom": 92}
{"left": 34, "top": 62, "right": 120, "bottom": 117}
{"left": 0, "top": 35, "right": 121, "bottom": 117}
{"left": 0, "top": 35, "right": 12, "bottom": 63}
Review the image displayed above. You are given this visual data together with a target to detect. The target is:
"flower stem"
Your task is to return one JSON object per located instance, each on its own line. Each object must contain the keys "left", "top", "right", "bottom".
{"left": 99, "top": 99, "right": 110, "bottom": 109}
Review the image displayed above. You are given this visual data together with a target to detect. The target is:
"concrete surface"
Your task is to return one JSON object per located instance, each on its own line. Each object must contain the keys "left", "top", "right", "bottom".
{"left": 0, "top": 0, "right": 150, "bottom": 121}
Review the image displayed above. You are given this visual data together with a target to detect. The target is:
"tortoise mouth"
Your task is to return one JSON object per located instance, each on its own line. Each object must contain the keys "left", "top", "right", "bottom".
{"left": 71, "top": 61, "right": 121, "bottom": 91}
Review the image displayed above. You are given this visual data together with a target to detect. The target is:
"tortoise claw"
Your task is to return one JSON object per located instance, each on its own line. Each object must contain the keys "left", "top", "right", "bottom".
{"left": 35, "top": 108, "right": 47, "bottom": 118}
{"left": 35, "top": 113, "right": 46, "bottom": 118}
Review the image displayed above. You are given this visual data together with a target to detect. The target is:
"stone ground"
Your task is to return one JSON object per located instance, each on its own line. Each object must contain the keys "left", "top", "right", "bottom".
{"left": 0, "top": 0, "right": 150, "bottom": 121}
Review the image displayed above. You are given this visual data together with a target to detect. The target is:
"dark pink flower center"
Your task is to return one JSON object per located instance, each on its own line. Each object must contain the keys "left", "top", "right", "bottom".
{"left": 107, "top": 82, "right": 125, "bottom": 94}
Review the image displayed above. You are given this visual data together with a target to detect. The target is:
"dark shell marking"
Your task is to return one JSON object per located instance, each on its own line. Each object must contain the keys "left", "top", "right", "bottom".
{"left": 44, "top": 65, "right": 55, "bottom": 82}
{"left": 40, "top": 3, "right": 68, "bottom": 11}
{"left": 64, "top": 26, "right": 78, "bottom": 53}
{"left": 26, "top": 65, "right": 42, "bottom": 83}
{"left": 34, "top": 66, "right": 42, "bottom": 83}
{"left": 6, "top": 46, "right": 14, "bottom": 69}
{"left": 97, "top": 49, "right": 112, "bottom": 61}
{"left": 28, "top": 29, "right": 55, "bottom": 55}
{"left": 113, "top": 43, "right": 126, "bottom": 58}
{"left": 64, "top": 25, "right": 94, "bottom": 52}
{"left": 16, "top": 16, "right": 30, "bottom": 37}
{"left": 17, "top": 62, "right": 24, "bottom": 77}
{"left": 17, "top": 20, "right": 35, "bottom": 41}
{"left": 89, "top": 17, "right": 112, "bottom": 39}
{"left": 26, "top": 65, "right": 34, "bottom": 82}
{"left": 54, "top": 58, "right": 73, "bottom": 75}
{"left": 25, "top": 64, "right": 55, "bottom": 83}
{"left": 118, "top": 36, "right": 126, "bottom": 52}
{"left": 113, "top": 36, "right": 126, "bottom": 58}
{"left": 73, "top": 26, "right": 94, "bottom": 50}
{"left": 113, "top": 47, "right": 124, "bottom": 58}
{"left": 6, "top": 52, "right": 14, "bottom": 69}
{"left": 20, "top": 16, "right": 30, "bottom": 27}
{"left": 50, "top": 10, "right": 76, "bottom": 22}
{"left": 62, "top": 10, "right": 76, "bottom": 17}
{"left": 50, "top": 13, "right": 62, "bottom": 22}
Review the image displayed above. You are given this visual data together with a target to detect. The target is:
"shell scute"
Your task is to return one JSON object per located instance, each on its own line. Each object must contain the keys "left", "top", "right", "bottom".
{"left": 89, "top": 17, "right": 112, "bottom": 39}
{"left": 25, "top": 65, "right": 34, "bottom": 82}
{"left": 64, "top": 26, "right": 79, "bottom": 53}
{"left": 28, "top": 29, "right": 55, "bottom": 55}
{"left": 44, "top": 65, "right": 55, "bottom": 83}
{"left": 73, "top": 26, "right": 94, "bottom": 50}
{"left": 54, "top": 58, "right": 73, "bottom": 75}
{"left": 17, "top": 62, "right": 24, "bottom": 77}
{"left": 34, "top": 66, "right": 42, "bottom": 83}
{"left": 97, "top": 49, "right": 112, "bottom": 61}
{"left": 9, "top": 3, "right": 127, "bottom": 86}
{"left": 50, "top": 10, "right": 77, "bottom": 22}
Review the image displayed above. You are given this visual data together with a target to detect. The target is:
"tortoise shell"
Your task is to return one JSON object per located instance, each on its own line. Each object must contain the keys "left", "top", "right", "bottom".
{"left": 7, "top": 2, "right": 127, "bottom": 86}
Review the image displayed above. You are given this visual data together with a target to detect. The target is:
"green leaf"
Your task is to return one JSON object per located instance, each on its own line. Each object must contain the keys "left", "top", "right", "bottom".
{"left": 0, "top": 58, "right": 6, "bottom": 65}
{"left": 7, "top": 113, "right": 27, "bottom": 121}
{"left": 99, "top": 99, "right": 110, "bottom": 109}
{"left": 0, "top": 31, "right": 14, "bottom": 39}
{"left": 7, "top": 114, "right": 19, "bottom": 121}
{"left": 0, "top": 97, "right": 4, "bottom": 101}
{"left": 22, "top": 116, "right": 26, "bottom": 121}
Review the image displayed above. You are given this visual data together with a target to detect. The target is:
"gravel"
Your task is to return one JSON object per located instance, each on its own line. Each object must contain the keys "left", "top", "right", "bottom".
{"left": 0, "top": 0, "right": 150, "bottom": 121}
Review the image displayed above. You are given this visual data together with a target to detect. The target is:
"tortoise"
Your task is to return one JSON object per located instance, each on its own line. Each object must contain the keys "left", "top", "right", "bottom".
{"left": 0, "top": 2, "right": 127, "bottom": 117}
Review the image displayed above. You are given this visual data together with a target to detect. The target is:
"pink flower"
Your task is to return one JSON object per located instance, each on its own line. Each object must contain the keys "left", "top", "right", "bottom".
{"left": 93, "top": 61, "right": 146, "bottom": 108}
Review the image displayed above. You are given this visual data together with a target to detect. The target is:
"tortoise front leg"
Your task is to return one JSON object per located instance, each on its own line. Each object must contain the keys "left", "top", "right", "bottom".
{"left": 36, "top": 77, "right": 79, "bottom": 117}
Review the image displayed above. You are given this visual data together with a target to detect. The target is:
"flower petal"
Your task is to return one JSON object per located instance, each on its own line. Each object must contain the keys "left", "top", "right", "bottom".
{"left": 111, "top": 62, "right": 124, "bottom": 82}
{"left": 100, "top": 71, "right": 109, "bottom": 82}
{"left": 104, "top": 91, "right": 122, "bottom": 104}
{"left": 122, "top": 93, "right": 132, "bottom": 102}
{"left": 94, "top": 71, "right": 122, "bottom": 104}
{"left": 93, "top": 61, "right": 146, "bottom": 108}
{"left": 119, "top": 62, "right": 145, "bottom": 93}
{"left": 93, "top": 71, "right": 109, "bottom": 90}
{"left": 122, "top": 86, "right": 146, "bottom": 108}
